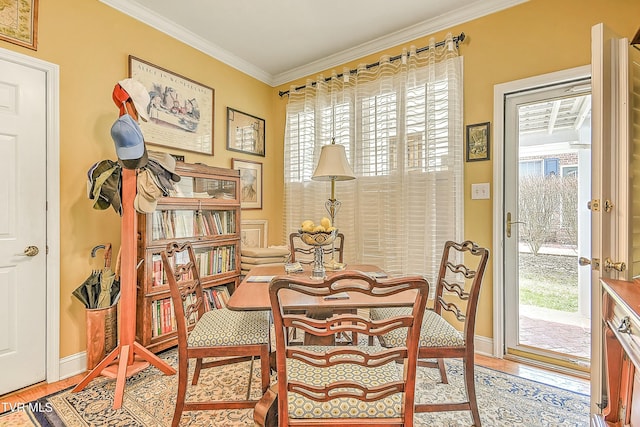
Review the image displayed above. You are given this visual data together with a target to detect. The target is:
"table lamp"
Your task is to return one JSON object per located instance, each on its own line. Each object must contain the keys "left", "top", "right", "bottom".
{"left": 312, "top": 138, "right": 356, "bottom": 269}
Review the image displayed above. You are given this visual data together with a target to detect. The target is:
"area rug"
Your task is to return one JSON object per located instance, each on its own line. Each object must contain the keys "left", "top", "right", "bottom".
{"left": 1, "top": 348, "right": 589, "bottom": 426}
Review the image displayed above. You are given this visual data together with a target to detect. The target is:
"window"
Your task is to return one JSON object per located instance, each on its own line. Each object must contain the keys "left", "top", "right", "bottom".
{"left": 283, "top": 36, "right": 463, "bottom": 279}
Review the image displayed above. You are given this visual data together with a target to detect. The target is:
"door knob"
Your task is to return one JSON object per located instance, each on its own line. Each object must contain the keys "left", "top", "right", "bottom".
{"left": 22, "top": 246, "right": 40, "bottom": 257}
{"left": 578, "top": 257, "right": 600, "bottom": 270}
{"left": 506, "top": 212, "right": 526, "bottom": 238}
{"left": 604, "top": 257, "right": 626, "bottom": 272}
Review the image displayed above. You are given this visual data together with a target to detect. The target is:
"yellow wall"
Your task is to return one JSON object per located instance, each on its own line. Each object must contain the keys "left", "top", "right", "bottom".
{"left": 2, "top": 0, "right": 280, "bottom": 358}
{"left": 3, "top": 0, "right": 638, "bottom": 359}
{"left": 273, "top": 0, "right": 640, "bottom": 339}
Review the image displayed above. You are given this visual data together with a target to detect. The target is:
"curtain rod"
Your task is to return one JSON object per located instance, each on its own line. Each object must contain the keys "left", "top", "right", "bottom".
{"left": 278, "top": 32, "right": 465, "bottom": 97}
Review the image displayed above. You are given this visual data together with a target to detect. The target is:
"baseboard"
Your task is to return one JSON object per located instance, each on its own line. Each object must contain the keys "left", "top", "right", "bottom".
{"left": 59, "top": 351, "right": 87, "bottom": 380}
{"left": 475, "top": 335, "right": 494, "bottom": 357}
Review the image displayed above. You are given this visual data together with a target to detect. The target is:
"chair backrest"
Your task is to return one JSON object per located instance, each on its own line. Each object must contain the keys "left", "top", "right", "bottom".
{"left": 161, "top": 241, "right": 206, "bottom": 349}
{"left": 433, "top": 240, "right": 490, "bottom": 347}
{"left": 289, "top": 231, "right": 344, "bottom": 264}
{"left": 269, "top": 271, "right": 429, "bottom": 426}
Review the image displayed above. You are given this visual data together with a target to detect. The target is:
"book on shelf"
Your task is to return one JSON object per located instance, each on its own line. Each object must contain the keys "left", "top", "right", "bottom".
{"left": 151, "top": 254, "right": 165, "bottom": 287}
{"left": 202, "top": 284, "right": 231, "bottom": 310}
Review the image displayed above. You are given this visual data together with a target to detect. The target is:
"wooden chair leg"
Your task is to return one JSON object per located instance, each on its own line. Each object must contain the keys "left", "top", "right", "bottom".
{"left": 437, "top": 358, "right": 448, "bottom": 384}
{"left": 260, "top": 345, "right": 270, "bottom": 394}
{"left": 191, "top": 358, "right": 203, "bottom": 385}
{"left": 172, "top": 358, "right": 188, "bottom": 427}
{"left": 464, "top": 356, "right": 481, "bottom": 426}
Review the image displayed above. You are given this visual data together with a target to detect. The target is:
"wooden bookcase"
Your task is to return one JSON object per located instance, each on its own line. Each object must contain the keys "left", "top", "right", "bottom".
{"left": 135, "top": 162, "right": 241, "bottom": 353}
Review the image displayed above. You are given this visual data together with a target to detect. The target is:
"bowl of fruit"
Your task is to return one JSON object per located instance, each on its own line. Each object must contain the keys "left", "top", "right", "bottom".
{"left": 298, "top": 217, "right": 338, "bottom": 246}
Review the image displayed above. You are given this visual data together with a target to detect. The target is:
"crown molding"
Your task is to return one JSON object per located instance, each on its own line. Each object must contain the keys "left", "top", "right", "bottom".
{"left": 272, "top": 0, "right": 527, "bottom": 86}
{"left": 102, "top": 0, "right": 527, "bottom": 88}
{"left": 100, "top": 0, "right": 274, "bottom": 85}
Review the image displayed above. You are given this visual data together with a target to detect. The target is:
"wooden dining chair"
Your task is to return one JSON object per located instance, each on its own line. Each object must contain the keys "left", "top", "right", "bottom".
{"left": 370, "top": 240, "right": 489, "bottom": 426}
{"left": 254, "top": 270, "right": 429, "bottom": 427}
{"left": 161, "top": 241, "right": 272, "bottom": 427}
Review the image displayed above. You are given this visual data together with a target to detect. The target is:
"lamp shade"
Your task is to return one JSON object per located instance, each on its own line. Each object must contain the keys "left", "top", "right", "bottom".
{"left": 312, "top": 143, "right": 355, "bottom": 181}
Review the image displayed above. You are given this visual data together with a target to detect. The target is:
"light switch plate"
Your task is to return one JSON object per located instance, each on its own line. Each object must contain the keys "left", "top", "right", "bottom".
{"left": 471, "top": 183, "right": 490, "bottom": 200}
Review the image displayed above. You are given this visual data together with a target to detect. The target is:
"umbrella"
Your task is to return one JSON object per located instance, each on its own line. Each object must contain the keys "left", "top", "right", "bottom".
{"left": 72, "top": 270, "right": 99, "bottom": 308}
{"left": 73, "top": 244, "right": 119, "bottom": 309}
{"left": 97, "top": 245, "right": 115, "bottom": 308}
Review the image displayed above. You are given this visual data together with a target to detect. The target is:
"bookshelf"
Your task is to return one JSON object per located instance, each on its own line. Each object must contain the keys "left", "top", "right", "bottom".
{"left": 135, "top": 162, "right": 241, "bottom": 353}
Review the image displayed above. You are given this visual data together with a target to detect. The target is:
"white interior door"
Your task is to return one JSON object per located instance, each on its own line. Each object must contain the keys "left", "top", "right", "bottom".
{"left": 0, "top": 57, "right": 48, "bottom": 394}
{"left": 589, "top": 22, "right": 636, "bottom": 414}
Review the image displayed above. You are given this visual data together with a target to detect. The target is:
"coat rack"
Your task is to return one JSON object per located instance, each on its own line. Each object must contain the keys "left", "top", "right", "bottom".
{"left": 72, "top": 104, "right": 175, "bottom": 409}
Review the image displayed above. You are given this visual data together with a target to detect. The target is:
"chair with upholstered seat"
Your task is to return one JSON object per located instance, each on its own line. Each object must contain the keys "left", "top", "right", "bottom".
{"left": 370, "top": 240, "right": 489, "bottom": 426}
{"left": 254, "top": 270, "right": 429, "bottom": 427}
{"left": 161, "top": 241, "right": 272, "bottom": 427}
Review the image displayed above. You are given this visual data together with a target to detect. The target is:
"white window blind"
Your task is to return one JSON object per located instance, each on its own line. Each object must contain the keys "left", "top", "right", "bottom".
{"left": 284, "top": 34, "right": 463, "bottom": 282}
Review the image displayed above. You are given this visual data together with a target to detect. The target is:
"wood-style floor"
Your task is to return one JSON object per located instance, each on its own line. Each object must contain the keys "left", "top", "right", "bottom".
{"left": 0, "top": 354, "right": 590, "bottom": 410}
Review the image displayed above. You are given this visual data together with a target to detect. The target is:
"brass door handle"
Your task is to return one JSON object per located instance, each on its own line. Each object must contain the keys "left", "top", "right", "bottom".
{"left": 604, "top": 257, "right": 626, "bottom": 273}
{"left": 21, "top": 246, "right": 40, "bottom": 257}
{"left": 578, "top": 257, "right": 600, "bottom": 270}
{"left": 506, "top": 212, "right": 526, "bottom": 238}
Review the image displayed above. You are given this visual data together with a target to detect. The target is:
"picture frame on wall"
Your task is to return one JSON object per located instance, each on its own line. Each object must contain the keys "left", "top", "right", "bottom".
{"left": 466, "top": 122, "right": 490, "bottom": 162}
{"left": 227, "top": 107, "right": 265, "bottom": 157}
{"left": 241, "top": 220, "right": 268, "bottom": 248}
{"left": 129, "top": 55, "right": 214, "bottom": 155}
{"left": 232, "top": 158, "right": 263, "bottom": 210}
{"left": 0, "top": 0, "right": 38, "bottom": 50}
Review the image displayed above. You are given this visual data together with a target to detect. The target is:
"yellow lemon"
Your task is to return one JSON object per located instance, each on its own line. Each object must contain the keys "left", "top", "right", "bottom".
{"left": 301, "top": 220, "right": 315, "bottom": 231}
{"left": 320, "top": 217, "right": 332, "bottom": 230}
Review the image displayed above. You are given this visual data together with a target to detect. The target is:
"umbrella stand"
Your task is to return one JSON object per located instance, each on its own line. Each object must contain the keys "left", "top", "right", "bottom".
{"left": 85, "top": 243, "right": 118, "bottom": 370}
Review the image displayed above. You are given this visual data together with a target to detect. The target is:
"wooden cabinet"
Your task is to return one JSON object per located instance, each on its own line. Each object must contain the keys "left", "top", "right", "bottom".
{"left": 597, "top": 278, "right": 640, "bottom": 426}
{"left": 135, "top": 162, "right": 241, "bottom": 353}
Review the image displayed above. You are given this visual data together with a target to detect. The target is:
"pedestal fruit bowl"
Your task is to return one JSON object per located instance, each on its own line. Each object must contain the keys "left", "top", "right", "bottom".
{"left": 299, "top": 218, "right": 338, "bottom": 279}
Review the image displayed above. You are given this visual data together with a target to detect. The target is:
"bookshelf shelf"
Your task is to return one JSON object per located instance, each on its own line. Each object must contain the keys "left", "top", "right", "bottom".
{"left": 135, "top": 162, "right": 242, "bottom": 353}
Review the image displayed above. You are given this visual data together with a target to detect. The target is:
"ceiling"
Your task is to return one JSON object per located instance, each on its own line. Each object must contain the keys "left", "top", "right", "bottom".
{"left": 101, "top": 0, "right": 527, "bottom": 87}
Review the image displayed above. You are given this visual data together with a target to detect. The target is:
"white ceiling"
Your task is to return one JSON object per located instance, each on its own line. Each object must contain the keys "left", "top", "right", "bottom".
{"left": 101, "top": 0, "right": 527, "bottom": 87}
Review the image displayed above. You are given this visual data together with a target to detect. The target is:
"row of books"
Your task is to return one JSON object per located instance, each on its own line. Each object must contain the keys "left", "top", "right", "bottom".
{"left": 150, "top": 285, "right": 231, "bottom": 338}
{"left": 195, "top": 246, "right": 236, "bottom": 277}
{"left": 150, "top": 245, "right": 236, "bottom": 287}
{"left": 151, "top": 209, "right": 235, "bottom": 240}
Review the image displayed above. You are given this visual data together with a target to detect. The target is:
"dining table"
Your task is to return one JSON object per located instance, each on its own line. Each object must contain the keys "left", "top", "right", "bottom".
{"left": 227, "top": 264, "right": 418, "bottom": 345}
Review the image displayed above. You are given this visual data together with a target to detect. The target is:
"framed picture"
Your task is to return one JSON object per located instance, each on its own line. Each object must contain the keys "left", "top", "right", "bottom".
{"left": 227, "top": 107, "right": 265, "bottom": 157}
{"left": 466, "top": 122, "right": 490, "bottom": 162}
{"left": 0, "top": 0, "right": 38, "bottom": 50}
{"left": 129, "top": 55, "right": 214, "bottom": 155}
{"left": 241, "top": 220, "right": 268, "bottom": 248}
{"left": 232, "top": 158, "right": 263, "bottom": 210}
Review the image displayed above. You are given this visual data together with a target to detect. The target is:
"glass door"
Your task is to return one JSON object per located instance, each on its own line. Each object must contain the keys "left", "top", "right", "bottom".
{"left": 503, "top": 79, "right": 592, "bottom": 373}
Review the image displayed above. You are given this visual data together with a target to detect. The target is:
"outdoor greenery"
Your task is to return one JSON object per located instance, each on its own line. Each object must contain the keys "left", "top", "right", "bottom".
{"left": 519, "top": 252, "right": 578, "bottom": 311}
{"left": 517, "top": 174, "right": 579, "bottom": 311}
{"left": 518, "top": 175, "right": 578, "bottom": 254}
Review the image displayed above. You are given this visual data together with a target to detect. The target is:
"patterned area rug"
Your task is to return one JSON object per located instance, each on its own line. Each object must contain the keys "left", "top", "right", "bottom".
{"left": 1, "top": 348, "right": 589, "bottom": 426}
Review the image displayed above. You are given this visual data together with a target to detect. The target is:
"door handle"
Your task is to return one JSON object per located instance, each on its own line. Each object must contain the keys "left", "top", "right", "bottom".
{"left": 506, "top": 212, "right": 526, "bottom": 238}
{"left": 20, "top": 246, "right": 40, "bottom": 257}
{"left": 604, "top": 257, "right": 626, "bottom": 273}
{"left": 579, "top": 257, "right": 600, "bottom": 270}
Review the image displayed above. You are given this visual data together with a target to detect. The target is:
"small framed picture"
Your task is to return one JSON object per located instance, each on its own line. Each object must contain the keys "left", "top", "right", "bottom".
{"left": 227, "top": 107, "right": 265, "bottom": 157}
{"left": 232, "top": 158, "right": 263, "bottom": 210}
{"left": 241, "top": 220, "right": 268, "bottom": 248}
{"left": 466, "top": 122, "right": 490, "bottom": 162}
